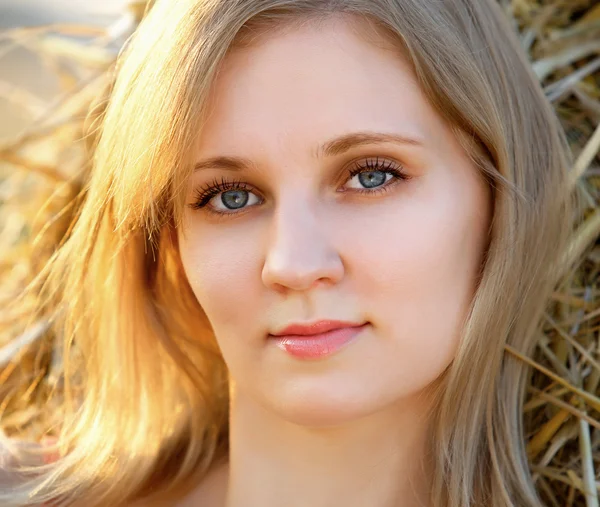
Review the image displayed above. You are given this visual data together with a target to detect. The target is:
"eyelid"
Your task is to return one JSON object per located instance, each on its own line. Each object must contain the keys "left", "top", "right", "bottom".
{"left": 189, "top": 156, "right": 409, "bottom": 214}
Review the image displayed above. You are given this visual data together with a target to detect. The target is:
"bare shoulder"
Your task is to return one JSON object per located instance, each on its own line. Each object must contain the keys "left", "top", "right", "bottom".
{"left": 126, "top": 460, "right": 229, "bottom": 507}
{"left": 177, "top": 460, "right": 229, "bottom": 507}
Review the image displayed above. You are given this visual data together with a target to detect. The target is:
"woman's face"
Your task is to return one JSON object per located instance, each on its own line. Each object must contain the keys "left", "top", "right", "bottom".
{"left": 178, "top": 17, "right": 491, "bottom": 425}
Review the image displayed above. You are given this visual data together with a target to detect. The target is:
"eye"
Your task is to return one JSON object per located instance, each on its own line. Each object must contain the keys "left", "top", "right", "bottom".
{"left": 188, "top": 157, "right": 410, "bottom": 217}
{"left": 207, "top": 185, "right": 261, "bottom": 214}
{"left": 188, "top": 177, "right": 262, "bottom": 215}
{"left": 343, "top": 157, "right": 408, "bottom": 194}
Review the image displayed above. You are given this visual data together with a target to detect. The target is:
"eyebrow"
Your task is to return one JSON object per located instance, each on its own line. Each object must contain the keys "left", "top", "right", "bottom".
{"left": 193, "top": 131, "right": 424, "bottom": 172}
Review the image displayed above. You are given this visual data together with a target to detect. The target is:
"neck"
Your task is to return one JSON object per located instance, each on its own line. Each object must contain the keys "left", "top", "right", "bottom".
{"left": 224, "top": 384, "right": 435, "bottom": 507}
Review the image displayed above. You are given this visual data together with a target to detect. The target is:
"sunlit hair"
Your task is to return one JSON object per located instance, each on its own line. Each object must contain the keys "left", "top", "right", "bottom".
{"left": 1, "top": 0, "right": 575, "bottom": 505}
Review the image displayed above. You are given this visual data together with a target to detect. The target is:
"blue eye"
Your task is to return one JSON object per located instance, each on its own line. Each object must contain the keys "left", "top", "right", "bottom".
{"left": 189, "top": 157, "right": 409, "bottom": 217}
{"left": 217, "top": 188, "right": 257, "bottom": 211}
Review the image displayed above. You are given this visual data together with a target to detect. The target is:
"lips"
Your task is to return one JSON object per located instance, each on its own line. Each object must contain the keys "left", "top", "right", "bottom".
{"left": 270, "top": 320, "right": 366, "bottom": 337}
{"left": 268, "top": 321, "right": 369, "bottom": 359}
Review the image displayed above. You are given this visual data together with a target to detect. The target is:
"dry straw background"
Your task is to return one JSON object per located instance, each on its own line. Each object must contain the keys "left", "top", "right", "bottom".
{"left": 0, "top": 0, "right": 599, "bottom": 505}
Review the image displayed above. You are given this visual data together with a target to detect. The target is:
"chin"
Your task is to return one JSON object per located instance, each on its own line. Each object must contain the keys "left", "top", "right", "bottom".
{"left": 269, "top": 389, "right": 385, "bottom": 428}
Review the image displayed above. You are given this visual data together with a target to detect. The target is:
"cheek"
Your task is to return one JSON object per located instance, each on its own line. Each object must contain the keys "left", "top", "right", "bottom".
{"left": 346, "top": 175, "right": 488, "bottom": 378}
{"left": 177, "top": 225, "right": 262, "bottom": 334}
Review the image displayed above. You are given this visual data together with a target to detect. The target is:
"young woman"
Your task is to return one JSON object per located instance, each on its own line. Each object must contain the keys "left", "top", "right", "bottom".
{"left": 0, "top": 0, "right": 575, "bottom": 505}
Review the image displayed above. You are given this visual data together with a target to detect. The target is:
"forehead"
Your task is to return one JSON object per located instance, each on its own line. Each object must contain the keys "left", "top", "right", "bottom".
{"left": 196, "top": 16, "right": 442, "bottom": 158}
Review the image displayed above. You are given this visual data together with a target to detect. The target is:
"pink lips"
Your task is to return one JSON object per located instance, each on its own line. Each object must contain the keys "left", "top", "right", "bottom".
{"left": 269, "top": 321, "right": 368, "bottom": 359}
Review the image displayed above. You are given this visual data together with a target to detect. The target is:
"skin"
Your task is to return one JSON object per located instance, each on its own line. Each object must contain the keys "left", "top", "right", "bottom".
{"left": 176, "top": 15, "right": 491, "bottom": 507}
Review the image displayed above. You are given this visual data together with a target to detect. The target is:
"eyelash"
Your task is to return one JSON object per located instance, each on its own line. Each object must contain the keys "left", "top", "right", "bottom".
{"left": 188, "top": 157, "right": 410, "bottom": 217}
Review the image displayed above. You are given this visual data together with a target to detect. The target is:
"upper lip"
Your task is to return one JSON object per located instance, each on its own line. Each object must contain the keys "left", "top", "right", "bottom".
{"left": 270, "top": 320, "right": 367, "bottom": 337}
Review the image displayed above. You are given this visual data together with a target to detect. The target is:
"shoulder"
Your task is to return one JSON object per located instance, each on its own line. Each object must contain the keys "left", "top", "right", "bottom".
{"left": 176, "top": 460, "right": 229, "bottom": 507}
{"left": 125, "top": 460, "right": 229, "bottom": 507}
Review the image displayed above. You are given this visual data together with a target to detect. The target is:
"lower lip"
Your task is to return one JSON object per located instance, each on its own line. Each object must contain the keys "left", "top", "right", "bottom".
{"left": 270, "top": 324, "right": 368, "bottom": 359}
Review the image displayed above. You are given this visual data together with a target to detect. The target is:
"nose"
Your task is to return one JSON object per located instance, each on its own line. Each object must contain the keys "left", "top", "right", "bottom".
{"left": 261, "top": 197, "right": 345, "bottom": 292}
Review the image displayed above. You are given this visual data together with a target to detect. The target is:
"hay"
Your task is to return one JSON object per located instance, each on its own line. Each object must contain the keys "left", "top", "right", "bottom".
{"left": 0, "top": 0, "right": 598, "bottom": 505}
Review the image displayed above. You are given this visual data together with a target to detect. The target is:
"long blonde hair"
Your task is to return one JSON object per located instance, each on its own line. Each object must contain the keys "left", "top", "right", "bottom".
{"left": 1, "top": 0, "right": 575, "bottom": 505}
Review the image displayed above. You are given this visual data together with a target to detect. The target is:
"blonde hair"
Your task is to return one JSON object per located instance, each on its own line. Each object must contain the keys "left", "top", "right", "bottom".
{"left": 0, "top": 0, "right": 575, "bottom": 505}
